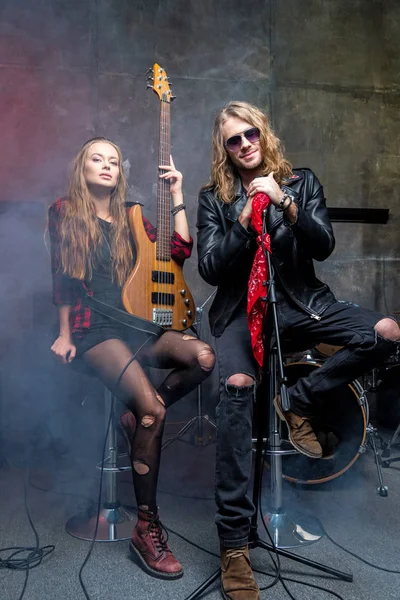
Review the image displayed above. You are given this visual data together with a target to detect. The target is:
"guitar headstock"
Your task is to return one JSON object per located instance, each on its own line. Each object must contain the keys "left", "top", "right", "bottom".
{"left": 147, "top": 63, "right": 175, "bottom": 103}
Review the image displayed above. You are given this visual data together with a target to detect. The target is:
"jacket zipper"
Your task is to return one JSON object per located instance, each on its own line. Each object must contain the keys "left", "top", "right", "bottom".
{"left": 270, "top": 257, "right": 323, "bottom": 321}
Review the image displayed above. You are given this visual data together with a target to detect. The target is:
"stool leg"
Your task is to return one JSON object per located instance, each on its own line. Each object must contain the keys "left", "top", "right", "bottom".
{"left": 66, "top": 388, "right": 136, "bottom": 542}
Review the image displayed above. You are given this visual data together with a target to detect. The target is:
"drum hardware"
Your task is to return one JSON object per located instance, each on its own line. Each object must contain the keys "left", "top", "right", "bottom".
{"left": 365, "top": 424, "right": 388, "bottom": 497}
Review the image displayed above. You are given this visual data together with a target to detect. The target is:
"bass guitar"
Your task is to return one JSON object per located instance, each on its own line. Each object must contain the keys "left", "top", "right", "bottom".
{"left": 122, "top": 64, "right": 195, "bottom": 330}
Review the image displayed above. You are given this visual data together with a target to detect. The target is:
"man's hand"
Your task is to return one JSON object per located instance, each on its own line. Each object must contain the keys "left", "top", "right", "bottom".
{"left": 51, "top": 335, "right": 76, "bottom": 364}
{"left": 247, "top": 172, "right": 284, "bottom": 207}
{"left": 239, "top": 172, "right": 285, "bottom": 228}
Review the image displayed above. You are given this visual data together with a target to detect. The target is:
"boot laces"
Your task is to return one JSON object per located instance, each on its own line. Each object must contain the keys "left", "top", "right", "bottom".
{"left": 226, "top": 547, "right": 246, "bottom": 560}
{"left": 148, "top": 516, "right": 169, "bottom": 552}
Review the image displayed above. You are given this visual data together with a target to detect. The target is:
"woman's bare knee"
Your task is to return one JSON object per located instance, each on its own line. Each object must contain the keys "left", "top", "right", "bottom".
{"left": 197, "top": 345, "right": 216, "bottom": 372}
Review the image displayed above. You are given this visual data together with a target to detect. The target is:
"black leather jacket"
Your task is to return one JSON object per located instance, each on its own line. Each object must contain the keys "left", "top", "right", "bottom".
{"left": 197, "top": 168, "right": 337, "bottom": 336}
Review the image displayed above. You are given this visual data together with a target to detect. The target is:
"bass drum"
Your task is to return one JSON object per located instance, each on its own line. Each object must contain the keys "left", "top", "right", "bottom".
{"left": 281, "top": 361, "right": 368, "bottom": 485}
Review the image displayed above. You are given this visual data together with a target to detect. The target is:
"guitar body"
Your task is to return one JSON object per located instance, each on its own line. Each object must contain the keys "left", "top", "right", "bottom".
{"left": 122, "top": 204, "right": 195, "bottom": 331}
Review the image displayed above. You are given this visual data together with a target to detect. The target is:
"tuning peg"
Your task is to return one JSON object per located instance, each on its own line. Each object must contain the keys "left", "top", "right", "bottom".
{"left": 145, "top": 67, "right": 154, "bottom": 75}
{"left": 170, "top": 95, "right": 177, "bottom": 101}
{"left": 146, "top": 83, "right": 153, "bottom": 89}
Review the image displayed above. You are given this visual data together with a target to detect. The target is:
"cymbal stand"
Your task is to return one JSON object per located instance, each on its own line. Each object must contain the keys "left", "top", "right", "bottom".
{"left": 361, "top": 372, "right": 389, "bottom": 496}
{"left": 162, "top": 290, "right": 217, "bottom": 450}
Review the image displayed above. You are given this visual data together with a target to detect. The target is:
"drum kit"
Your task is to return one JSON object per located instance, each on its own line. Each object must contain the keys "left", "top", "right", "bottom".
{"left": 280, "top": 339, "right": 400, "bottom": 496}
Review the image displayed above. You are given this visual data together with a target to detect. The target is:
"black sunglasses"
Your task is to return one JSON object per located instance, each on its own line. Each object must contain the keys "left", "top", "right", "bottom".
{"left": 224, "top": 127, "right": 260, "bottom": 152}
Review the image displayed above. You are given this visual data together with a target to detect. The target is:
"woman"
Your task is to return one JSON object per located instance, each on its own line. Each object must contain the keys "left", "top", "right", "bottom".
{"left": 49, "top": 137, "right": 215, "bottom": 579}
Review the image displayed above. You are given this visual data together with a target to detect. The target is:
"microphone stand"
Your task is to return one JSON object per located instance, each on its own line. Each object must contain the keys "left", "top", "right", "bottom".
{"left": 250, "top": 210, "right": 352, "bottom": 568}
{"left": 185, "top": 210, "right": 352, "bottom": 600}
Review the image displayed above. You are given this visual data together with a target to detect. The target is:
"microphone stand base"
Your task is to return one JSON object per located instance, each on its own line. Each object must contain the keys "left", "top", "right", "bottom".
{"left": 259, "top": 510, "right": 323, "bottom": 549}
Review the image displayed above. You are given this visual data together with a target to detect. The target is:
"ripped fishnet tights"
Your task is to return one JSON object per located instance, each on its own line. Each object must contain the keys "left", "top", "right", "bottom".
{"left": 82, "top": 331, "right": 215, "bottom": 513}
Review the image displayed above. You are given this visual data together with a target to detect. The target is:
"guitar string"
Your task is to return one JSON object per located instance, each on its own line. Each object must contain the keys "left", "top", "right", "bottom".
{"left": 160, "top": 99, "right": 166, "bottom": 307}
{"left": 157, "top": 97, "right": 173, "bottom": 318}
{"left": 160, "top": 98, "right": 168, "bottom": 309}
{"left": 158, "top": 99, "right": 163, "bottom": 307}
{"left": 164, "top": 100, "right": 170, "bottom": 308}
{"left": 164, "top": 100, "right": 171, "bottom": 309}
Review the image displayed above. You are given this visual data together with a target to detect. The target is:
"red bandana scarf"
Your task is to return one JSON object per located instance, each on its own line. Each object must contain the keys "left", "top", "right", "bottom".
{"left": 247, "top": 193, "right": 271, "bottom": 367}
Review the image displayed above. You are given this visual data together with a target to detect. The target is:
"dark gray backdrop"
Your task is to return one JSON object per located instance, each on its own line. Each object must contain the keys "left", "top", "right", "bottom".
{"left": 0, "top": 0, "right": 399, "bottom": 459}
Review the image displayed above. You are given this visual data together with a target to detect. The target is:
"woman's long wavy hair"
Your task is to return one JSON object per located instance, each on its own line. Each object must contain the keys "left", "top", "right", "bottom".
{"left": 205, "top": 101, "right": 293, "bottom": 203}
{"left": 59, "top": 137, "right": 133, "bottom": 286}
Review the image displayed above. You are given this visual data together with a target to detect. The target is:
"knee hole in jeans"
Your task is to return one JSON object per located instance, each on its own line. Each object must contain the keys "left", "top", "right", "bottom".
{"left": 374, "top": 318, "right": 400, "bottom": 342}
{"left": 226, "top": 373, "right": 255, "bottom": 388}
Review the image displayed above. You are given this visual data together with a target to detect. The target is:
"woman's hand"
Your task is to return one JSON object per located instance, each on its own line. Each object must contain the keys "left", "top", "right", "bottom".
{"left": 159, "top": 156, "right": 183, "bottom": 197}
{"left": 247, "top": 172, "right": 284, "bottom": 207}
{"left": 51, "top": 335, "right": 76, "bottom": 364}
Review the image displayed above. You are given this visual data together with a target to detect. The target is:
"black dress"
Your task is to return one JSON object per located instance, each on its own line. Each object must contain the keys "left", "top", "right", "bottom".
{"left": 72, "top": 218, "right": 130, "bottom": 357}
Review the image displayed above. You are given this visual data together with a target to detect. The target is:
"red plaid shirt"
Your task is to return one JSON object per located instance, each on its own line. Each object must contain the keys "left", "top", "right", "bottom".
{"left": 48, "top": 197, "right": 193, "bottom": 335}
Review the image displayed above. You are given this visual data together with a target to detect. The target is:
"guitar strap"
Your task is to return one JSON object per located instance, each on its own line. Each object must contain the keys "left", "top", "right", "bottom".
{"left": 84, "top": 294, "right": 165, "bottom": 338}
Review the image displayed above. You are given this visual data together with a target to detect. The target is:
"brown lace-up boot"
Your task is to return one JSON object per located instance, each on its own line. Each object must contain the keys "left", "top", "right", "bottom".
{"left": 220, "top": 546, "right": 260, "bottom": 600}
{"left": 130, "top": 509, "right": 183, "bottom": 579}
{"left": 274, "top": 394, "right": 322, "bottom": 458}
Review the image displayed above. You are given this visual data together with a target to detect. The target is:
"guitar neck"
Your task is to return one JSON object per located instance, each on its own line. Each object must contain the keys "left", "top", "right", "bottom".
{"left": 157, "top": 98, "right": 171, "bottom": 261}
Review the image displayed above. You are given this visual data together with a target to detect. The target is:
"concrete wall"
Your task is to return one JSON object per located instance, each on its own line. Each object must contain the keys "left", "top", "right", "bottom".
{"left": 1, "top": 1, "right": 398, "bottom": 313}
{"left": 0, "top": 0, "right": 399, "bottom": 454}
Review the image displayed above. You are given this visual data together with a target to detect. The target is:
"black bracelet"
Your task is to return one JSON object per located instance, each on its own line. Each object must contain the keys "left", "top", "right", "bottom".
{"left": 276, "top": 194, "right": 293, "bottom": 212}
{"left": 171, "top": 203, "right": 186, "bottom": 216}
{"left": 283, "top": 196, "right": 293, "bottom": 211}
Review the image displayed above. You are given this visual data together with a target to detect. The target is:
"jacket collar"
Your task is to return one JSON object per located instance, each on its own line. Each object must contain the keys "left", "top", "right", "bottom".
{"left": 282, "top": 171, "right": 303, "bottom": 186}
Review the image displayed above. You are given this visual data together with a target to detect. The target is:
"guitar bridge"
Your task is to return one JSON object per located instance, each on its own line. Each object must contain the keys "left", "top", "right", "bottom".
{"left": 152, "top": 308, "right": 173, "bottom": 327}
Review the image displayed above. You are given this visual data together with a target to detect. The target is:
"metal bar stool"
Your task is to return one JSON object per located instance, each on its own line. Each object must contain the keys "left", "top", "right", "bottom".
{"left": 66, "top": 386, "right": 135, "bottom": 541}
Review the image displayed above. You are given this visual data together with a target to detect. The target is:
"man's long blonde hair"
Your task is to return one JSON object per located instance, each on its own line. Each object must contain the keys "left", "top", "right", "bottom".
{"left": 206, "top": 101, "right": 293, "bottom": 203}
{"left": 59, "top": 137, "right": 133, "bottom": 286}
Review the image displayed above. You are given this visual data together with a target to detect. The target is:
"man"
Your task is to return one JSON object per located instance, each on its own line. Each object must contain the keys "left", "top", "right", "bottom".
{"left": 196, "top": 100, "right": 400, "bottom": 600}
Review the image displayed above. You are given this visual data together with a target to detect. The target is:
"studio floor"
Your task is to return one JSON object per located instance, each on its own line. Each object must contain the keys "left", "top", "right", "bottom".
{"left": 1, "top": 419, "right": 399, "bottom": 600}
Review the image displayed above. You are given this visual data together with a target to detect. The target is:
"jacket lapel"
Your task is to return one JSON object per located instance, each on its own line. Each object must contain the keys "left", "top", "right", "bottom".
{"left": 224, "top": 179, "right": 247, "bottom": 223}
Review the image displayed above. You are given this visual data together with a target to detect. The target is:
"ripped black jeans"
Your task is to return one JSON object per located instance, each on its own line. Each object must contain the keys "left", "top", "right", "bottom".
{"left": 213, "top": 300, "right": 398, "bottom": 548}
{"left": 214, "top": 309, "right": 259, "bottom": 548}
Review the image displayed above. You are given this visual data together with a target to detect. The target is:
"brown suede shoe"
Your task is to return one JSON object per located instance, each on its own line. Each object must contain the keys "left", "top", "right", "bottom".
{"left": 220, "top": 546, "right": 260, "bottom": 600}
{"left": 274, "top": 394, "right": 323, "bottom": 458}
{"left": 130, "top": 509, "right": 183, "bottom": 579}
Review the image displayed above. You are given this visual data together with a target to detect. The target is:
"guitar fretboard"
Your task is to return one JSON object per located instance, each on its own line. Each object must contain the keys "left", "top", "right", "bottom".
{"left": 157, "top": 96, "right": 171, "bottom": 261}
